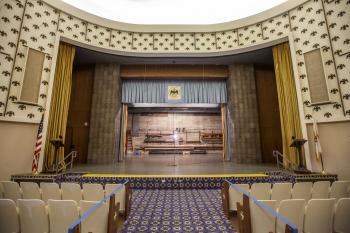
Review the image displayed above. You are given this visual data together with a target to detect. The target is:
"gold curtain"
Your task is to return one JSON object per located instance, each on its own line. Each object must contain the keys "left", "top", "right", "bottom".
{"left": 44, "top": 43, "right": 76, "bottom": 171}
{"left": 272, "top": 42, "right": 303, "bottom": 167}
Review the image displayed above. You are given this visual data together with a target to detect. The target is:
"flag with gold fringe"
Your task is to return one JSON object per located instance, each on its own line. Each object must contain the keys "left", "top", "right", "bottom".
{"left": 32, "top": 115, "right": 44, "bottom": 175}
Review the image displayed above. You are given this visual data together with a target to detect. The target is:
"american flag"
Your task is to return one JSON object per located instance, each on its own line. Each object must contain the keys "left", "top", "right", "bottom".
{"left": 32, "top": 115, "right": 44, "bottom": 174}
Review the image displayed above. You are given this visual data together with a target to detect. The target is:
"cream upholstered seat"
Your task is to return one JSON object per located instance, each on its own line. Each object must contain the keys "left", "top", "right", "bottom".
{"left": 271, "top": 183, "right": 292, "bottom": 204}
{"left": 105, "top": 183, "right": 126, "bottom": 212}
{"left": 1, "top": 181, "right": 22, "bottom": 201}
{"left": 250, "top": 183, "right": 271, "bottom": 200}
{"left": 311, "top": 181, "right": 330, "bottom": 199}
{"left": 0, "top": 182, "right": 4, "bottom": 198}
{"left": 48, "top": 199, "right": 79, "bottom": 233}
{"left": 17, "top": 199, "right": 49, "bottom": 233}
{"left": 20, "top": 182, "right": 41, "bottom": 199}
{"left": 333, "top": 198, "right": 350, "bottom": 233}
{"left": 330, "top": 181, "right": 350, "bottom": 199}
{"left": 228, "top": 183, "right": 250, "bottom": 211}
{"left": 276, "top": 199, "right": 305, "bottom": 233}
{"left": 61, "top": 182, "right": 83, "bottom": 203}
{"left": 303, "top": 198, "right": 336, "bottom": 233}
{"left": 83, "top": 183, "right": 104, "bottom": 201}
{"left": 250, "top": 199, "right": 277, "bottom": 233}
{"left": 0, "top": 199, "right": 20, "bottom": 233}
{"left": 291, "top": 182, "right": 312, "bottom": 201}
{"left": 40, "top": 182, "right": 61, "bottom": 202}
{"left": 80, "top": 200, "right": 108, "bottom": 233}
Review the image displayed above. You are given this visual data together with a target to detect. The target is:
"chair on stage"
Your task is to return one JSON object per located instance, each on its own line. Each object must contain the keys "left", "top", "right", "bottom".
{"left": 0, "top": 199, "right": 20, "bottom": 233}
{"left": 17, "top": 199, "right": 49, "bottom": 233}
{"left": 20, "top": 182, "right": 41, "bottom": 199}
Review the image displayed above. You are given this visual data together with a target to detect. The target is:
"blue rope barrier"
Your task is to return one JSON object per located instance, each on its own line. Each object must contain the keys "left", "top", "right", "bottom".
{"left": 68, "top": 180, "right": 129, "bottom": 233}
{"left": 224, "top": 179, "right": 298, "bottom": 233}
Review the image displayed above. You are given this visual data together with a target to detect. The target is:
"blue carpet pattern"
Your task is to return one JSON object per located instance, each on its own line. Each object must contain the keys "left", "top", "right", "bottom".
{"left": 121, "top": 189, "right": 235, "bottom": 233}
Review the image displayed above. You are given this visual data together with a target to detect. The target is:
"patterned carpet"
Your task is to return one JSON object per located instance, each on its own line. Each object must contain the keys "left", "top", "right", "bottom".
{"left": 121, "top": 189, "right": 235, "bottom": 233}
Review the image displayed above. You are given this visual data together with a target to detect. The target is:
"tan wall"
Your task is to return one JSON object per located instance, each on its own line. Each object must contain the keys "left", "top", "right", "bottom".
{"left": 0, "top": 121, "right": 38, "bottom": 180}
{"left": 307, "top": 121, "right": 350, "bottom": 180}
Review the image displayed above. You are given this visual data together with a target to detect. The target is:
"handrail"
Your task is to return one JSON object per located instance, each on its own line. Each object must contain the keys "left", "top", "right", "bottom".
{"left": 57, "top": 151, "right": 77, "bottom": 173}
{"left": 68, "top": 180, "right": 129, "bottom": 233}
{"left": 273, "top": 150, "right": 297, "bottom": 170}
{"left": 224, "top": 179, "right": 298, "bottom": 233}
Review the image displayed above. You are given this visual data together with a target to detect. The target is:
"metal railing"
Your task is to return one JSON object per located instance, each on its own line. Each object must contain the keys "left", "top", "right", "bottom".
{"left": 68, "top": 180, "right": 130, "bottom": 233}
{"left": 57, "top": 151, "right": 77, "bottom": 173}
{"left": 223, "top": 179, "right": 298, "bottom": 233}
{"left": 273, "top": 150, "right": 297, "bottom": 171}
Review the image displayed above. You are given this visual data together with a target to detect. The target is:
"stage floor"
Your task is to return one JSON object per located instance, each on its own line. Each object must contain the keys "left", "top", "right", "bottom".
{"left": 71, "top": 154, "right": 279, "bottom": 175}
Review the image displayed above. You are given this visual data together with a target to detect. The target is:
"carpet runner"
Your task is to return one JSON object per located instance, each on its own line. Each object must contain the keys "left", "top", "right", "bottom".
{"left": 121, "top": 189, "right": 235, "bottom": 233}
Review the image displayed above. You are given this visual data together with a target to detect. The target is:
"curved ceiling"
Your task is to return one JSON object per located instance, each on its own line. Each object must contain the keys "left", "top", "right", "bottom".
{"left": 61, "top": 0, "right": 287, "bottom": 25}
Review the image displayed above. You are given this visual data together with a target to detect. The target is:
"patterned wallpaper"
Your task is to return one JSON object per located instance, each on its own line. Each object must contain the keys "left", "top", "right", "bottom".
{"left": 0, "top": 0, "right": 349, "bottom": 123}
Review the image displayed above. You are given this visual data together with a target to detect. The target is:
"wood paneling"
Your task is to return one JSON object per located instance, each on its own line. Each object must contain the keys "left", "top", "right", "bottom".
{"left": 65, "top": 65, "right": 94, "bottom": 164}
{"left": 120, "top": 65, "right": 228, "bottom": 79}
{"left": 255, "top": 66, "right": 282, "bottom": 163}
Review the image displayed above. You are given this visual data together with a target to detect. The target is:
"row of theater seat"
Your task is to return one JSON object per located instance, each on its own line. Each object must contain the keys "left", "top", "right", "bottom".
{"left": 0, "top": 181, "right": 126, "bottom": 211}
{"left": 0, "top": 198, "right": 112, "bottom": 233}
{"left": 229, "top": 180, "right": 350, "bottom": 211}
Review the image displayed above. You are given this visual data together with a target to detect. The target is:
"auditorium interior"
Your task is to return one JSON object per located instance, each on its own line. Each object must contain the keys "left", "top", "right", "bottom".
{"left": 0, "top": 0, "right": 350, "bottom": 232}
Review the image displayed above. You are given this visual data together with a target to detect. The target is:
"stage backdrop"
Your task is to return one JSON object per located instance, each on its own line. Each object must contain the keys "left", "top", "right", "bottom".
{"left": 122, "top": 80, "right": 227, "bottom": 104}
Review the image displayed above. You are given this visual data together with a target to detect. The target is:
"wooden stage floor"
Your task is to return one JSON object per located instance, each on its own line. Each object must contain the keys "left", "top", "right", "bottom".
{"left": 71, "top": 153, "right": 279, "bottom": 175}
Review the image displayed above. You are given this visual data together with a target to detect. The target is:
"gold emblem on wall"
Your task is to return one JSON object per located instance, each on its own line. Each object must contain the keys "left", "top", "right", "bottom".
{"left": 167, "top": 86, "right": 181, "bottom": 100}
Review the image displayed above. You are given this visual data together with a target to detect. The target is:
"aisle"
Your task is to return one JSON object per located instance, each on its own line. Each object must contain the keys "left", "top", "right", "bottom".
{"left": 121, "top": 189, "right": 235, "bottom": 233}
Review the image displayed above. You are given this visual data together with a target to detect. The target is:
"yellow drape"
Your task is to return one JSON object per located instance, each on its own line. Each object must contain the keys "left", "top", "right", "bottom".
{"left": 272, "top": 42, "right": 303, "bottom": 167}
{"left": 44, "top": 43, "right": 75, "bottom": 171}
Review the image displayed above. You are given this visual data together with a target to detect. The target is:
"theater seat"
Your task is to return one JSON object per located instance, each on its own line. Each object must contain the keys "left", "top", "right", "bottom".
{"left": 83, "top": 183, "right": 104, "bottom": 201}
{"left": 276, "top": 199, "right": 305, "bottom": 233}
{"left": 303, "top": 198, "right": 335, "bottom": 233}
{"left": 1, "top": 181, "right": 22, "bottom": 201}
{"left": 250, "top": 183, "right": 271, "bottom": 200}
{"left": 292, "top": 182, "right": 312, "bottom": 201}
{"left": 61, "top": 182, "right": 83, "bottom": 203}
{"left": 0, "top": 199, "right": 20, "bottom": 233}
{"left": 80, "top": 200, "right": 108, "bottom": 233}
{"left": 228, "top": 183, "right": 250, "bottom": 211}
{"left": 311, "top": 181, "right": 330, "bottom": 199}
{"left": 48, "top": 199, "right": 79, "bottom": 233}
{"left": 17, "top": 199, "right": 49, "bottom": 233}
{"left": 333, "top": 198, "right": 350, "bottom": 233}
{"left": 0, "top": 182, "right": 4, "bottom": 198}
{"left": 105, "top": 183, "right": 125, "bottom": 212}
{"left": 40, "top": 182, "right": 61, "bottom": 203}
{"left": 271, "top": 183, "right": 292, "bottom": 204}
{"left": 20, "top": 182, "right": 41, "bottom": 199}
{"left": 250, "top": 199, "right": 277, "bottom": 233}
{"left": 330, "top": 181, "right": 350, "bottom": 199}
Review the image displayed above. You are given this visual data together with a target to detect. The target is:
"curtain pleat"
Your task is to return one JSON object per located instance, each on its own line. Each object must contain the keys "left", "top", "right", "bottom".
{"left": 122, "top": 80, "right": 227, "bottom": 103}
{"left": 272, "top": 42, "right": 303, "bottom": 167}
{"left": 44, "top": 43, "right": 76, "bottom": 171}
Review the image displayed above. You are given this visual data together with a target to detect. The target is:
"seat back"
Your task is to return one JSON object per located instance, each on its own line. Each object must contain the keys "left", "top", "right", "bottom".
{"left": 312, "top": 181, "right": 330, "bottom": 199}
{"left": 20, "top": 182, "right": 41, "bottom": 199}
{"left": 83, "top": 183, "right": 104, "bottom": 201}
{"left": 303, "top": 198, "right": 336, "bottom": 233}
{"left": 1, "top": 181, "right": 22, "bottom": 201}
{"left": 292, "top": 182, "right": 312, "bottom": 201}
{"left": 40, "top": 182, "right": 61, "bottom": 202}
{"left": 333, "top": 198, "right": 350, "bottom": 233}
{"left": 250, "top": 200, "right": 277, "bottom": 233}
{"left": 17, "top": 199, "right": 49, "bottom": 233}
{"left": 105, "top": 183, "right": 125, "bottom": 211}
{"left": 271, "top": 183, "right": 292, "bottom": 204}
{"left": 61, "top": 183, "right": 83, "bottom": 203}
{"left": 276, "top": 199, "right": 305, "bottom": 233}
{"left": 0, "top": 182, "right": 4, "bottom": 198}
{"left": 0, "top": 199, "right": 20, "bottom": 233}
{"left": 250, "top": 183, "right": 271, "bottom": 200}
{"left": 228, "top": 183, "right": 250, "bottom": 211}
{"left": 48, "top": 199, "right": 79, "bottom": 233}
{"left": 79, "top": 200, "right": 108, "bottom": 233}
{"left": 330, "top": 181, "right": 350, "bottom": 199}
